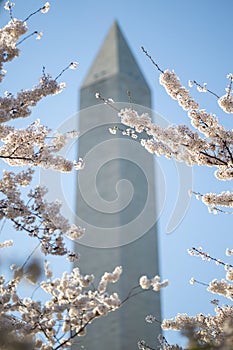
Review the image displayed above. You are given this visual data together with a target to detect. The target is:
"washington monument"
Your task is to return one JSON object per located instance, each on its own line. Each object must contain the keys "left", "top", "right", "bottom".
{"left": 75, "top": 21, "right": 161, "bottom": 349}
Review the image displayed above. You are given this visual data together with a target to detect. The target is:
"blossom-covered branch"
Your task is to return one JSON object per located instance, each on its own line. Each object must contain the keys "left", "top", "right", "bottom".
{"left": 103, "top": 53, "right": 233, "bottom": 213}
{"left": 0, "top": 121, "right": 83, "bottom": 172}
{"left": 0, "top": 264, "right": 122, "bottom": 350}
{"left": 0, "top": 169, "right": 85, "bottom": 260}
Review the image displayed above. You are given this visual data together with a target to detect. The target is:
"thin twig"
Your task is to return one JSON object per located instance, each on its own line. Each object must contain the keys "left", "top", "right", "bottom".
{"left": 54, "top": 65, "right": 70, "bottom": 81}
{"left": 141, "top": 47, "right": 164, "bottom": 74}
{"left": 20, "top": 242, "right": 40, "bottom": 270}
{"left": 227, "top": 76, "right": 233, "bottom": 98}
{"left": 192, "top": 279, "right": 209, "bottom": 287}
{"left": 191, "top": 247, "right": 233, "bottom": 269}
{"left": 199, "top": 150, "right": 228, "bottom": 166}
{"left": 0, "top": 218, "right": 6, "bottom": 237}
{"left": 193, "top": 80, "right": 220, "bottom": 99}
{"left": 23, "top": 7, "right": 44, "bottom": 22}
{"left": 16, "top": 31, "right": 38, "bottom": 46}
{"left": 96, "top": 92, "right": 121, "bottom": 112}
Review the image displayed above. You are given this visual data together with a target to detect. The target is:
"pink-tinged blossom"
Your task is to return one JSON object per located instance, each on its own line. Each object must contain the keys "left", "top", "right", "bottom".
{"left": 0, "top": 6, "right": 125, "bottom": 350}
{"left": 0, "top": 19, "right": 27, "bottom": 82}
{"left": 139, "top": 275, "right": 168, "bottom": 291}
{"left": 73, "top": 158, "right": 85, "bottom": 170}
{"left": 207, "top": 279, "right": 233, "bottom": 300}
{"left": 4, "top": 1, "right": 15, "bottom": 11}
{"left": 0, "top": 169, "right": 83, "bottom": 259}
{"left": 139, "top": 276, "right": 151, "bottom": 290}
{"left": 98, "top": 266, "right": 122, "bottom": 293}
{"left": 218, "top": 94, "right": 233, "bottom": 114}
{"left": 40, "top": 2, "right": 50, "bottom": 13}
{"left": 161, "top": 305, "right": 233, "bottom": 346}
{"left": 69, "top": 61, "right": 78, "bottom": 70}
{"left": 145, "top": 315, "right": 155, "bottom": 323}
{"left": 0, "top": 239, "right": 13, "bottom": 248}
{"left": 118, "top": 67, "right": 233, "bottom": 213}
{"left": 159, "top": 70, "right": 199, "bottom": 111}
{"left": 226, "top": 248, "right": 233, "bottom": 256}
{"left": 35, "top": 31, "right": 43, "bottom": 40}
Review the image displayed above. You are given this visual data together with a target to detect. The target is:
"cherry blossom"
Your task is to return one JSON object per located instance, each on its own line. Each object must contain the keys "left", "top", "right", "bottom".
{"left": 139, "top": 274, "right": 168, "bottom": 291}
{"left": 0, "top": 4, "right": 127, "bottom": 348}
{"left": 116, "top": 63, "right": 233, "bottom": 214}
{"left": 41, "top": 2, "right": 50, "bottom": 14}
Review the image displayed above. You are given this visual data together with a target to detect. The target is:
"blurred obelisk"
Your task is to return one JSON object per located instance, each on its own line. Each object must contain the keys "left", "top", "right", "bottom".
{"left": 75, "top": 21, "right": 161, "bottom": 349}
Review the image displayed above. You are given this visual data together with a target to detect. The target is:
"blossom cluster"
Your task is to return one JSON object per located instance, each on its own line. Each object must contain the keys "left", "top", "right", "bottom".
{"left": 0, "top": 3, "right": 126, "bottom": 350}
{"left": 208, "top": 278, "right": 233, "bottom": 300}
{"left": 188, "top": 247, "right": 233, "bottom": 300}
{"left": 218, "top": 73, "right": 233, "bottom": 113}
{"left": 115, "top": 53, "right": 233, "bottom": 349}
{"left": 138, "top": 245, "right": 233, "bottom": 349}
{"left": 117, "top": 67, "right": 233, "bottom": 213}
{"left": 0, "top": 75, "right": 65, "bottom": 123}
{"left": 159, "top": 70, "right": 199, "bottom": 111}
{"left": 0, "top": 265, "right": 122, "bottom": 350}
{"left": 98, "top": 266, "right": 122, "bottom": 293}
{"left": 0, "top": 18, "right": 27, "bottom": 82}
{"left": 0, "top": 168, "right": 85, "bottom": 260}
{"left": 0, "top": 7, "right": 80, "bottom": 173}
{"left": 0, "top": 120, "right": 82, "bottom": 172}
{"left": 119, "top": 108, "right": 213, "bottom": 166}
{"left": 161, "top": 305, "right": 233, "bottom": 346}
{"left": 139, "top": 274, "right": 168, "bottom": 291}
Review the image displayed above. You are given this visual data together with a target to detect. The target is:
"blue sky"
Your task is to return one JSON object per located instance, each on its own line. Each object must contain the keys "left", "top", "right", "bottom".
{"left": 1, "top": 0, "right": 233, "bottom": 347}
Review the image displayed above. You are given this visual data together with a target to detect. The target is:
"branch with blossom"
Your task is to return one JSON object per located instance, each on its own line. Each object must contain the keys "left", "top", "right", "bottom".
{"left": 0, "top": 3, "right": 84, "bottom": 259}
{"left": 97, "top": 49, "right": 233, "bottom": 214}
{"left": 0, "top": 3, "right": 168, "bottom": 350}
{"left": 153, "top": 247, "right": 233, "bottom": 349}
{"left": 0, "top": 248, "right": 165, "bottom": 350}
{"left": 0, "top": 121, "right": 84, "bottom": 172}
{"left": 93, "top": 50, "right": 233, "bottom": 349}
{"left": 0, "top": 3, "right": 127, "bottom": 349}
{"left": 0, "top": 262, "right": 122, "bottom": 350}
{"left": 0, "top": 168, "right": 85, "bottom": 260}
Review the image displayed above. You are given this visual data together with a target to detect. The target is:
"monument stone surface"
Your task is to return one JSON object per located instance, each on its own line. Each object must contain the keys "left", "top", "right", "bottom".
{"left": 75, "top": 21, "right": 161, "bottom": 350}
